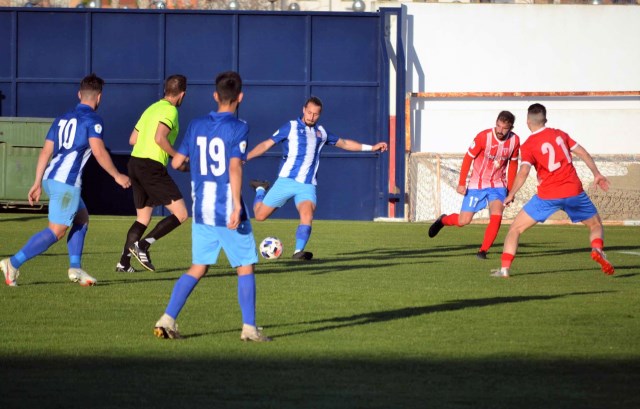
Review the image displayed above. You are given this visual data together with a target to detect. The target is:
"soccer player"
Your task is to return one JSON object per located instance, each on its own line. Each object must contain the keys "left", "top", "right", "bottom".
{"left": 153, "top": 71, "right": 271, "bottom": 342}
{"left": 247, "top": 96, "right": 388, "bottom": 260}
{"left": 116, "top": 75, "right": 188, "bottom": 273}
{"left": 428, "top": 111, "right": 520, "bottom": 259}
{"left": 1, "top": 74, "right": 131, "bottom": 287}
{"left": 492, "top": 103, "right": 614, "bottom": 278}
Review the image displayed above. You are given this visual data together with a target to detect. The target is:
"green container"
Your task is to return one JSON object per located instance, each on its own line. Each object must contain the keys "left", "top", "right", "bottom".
{"left": 0, "top": 117, "right": 54, "bottom": 209}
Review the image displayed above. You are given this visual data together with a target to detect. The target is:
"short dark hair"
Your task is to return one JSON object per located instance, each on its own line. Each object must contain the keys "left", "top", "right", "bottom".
{"left": 528, "top": 103, "right": 548, "bottom": 125}
{"left": 79, "top": 73, "right": 104, "bottom": 98}
{"left": 215, "top": 71, "right": 242, "bottom": 103}
{"left": 305, "top": 96, "right": 323, "bottom": 111}
{"left": 496, "top": 110, "right": 515, "bottom": 126}
{"left": 164, "top": 74, "right": 187, "bottom": 97}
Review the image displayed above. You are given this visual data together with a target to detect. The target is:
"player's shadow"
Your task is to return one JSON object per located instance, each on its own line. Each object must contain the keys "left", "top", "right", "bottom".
{"left": 339, "top": 244, "right": 482, "bottom": 260}
{"left": 273, "top": 291, "right": 615, "bottom": 338}
{"left": 510, "top": 244, "right": 640, "bottom": 260}
{"left": 187, "top": 291, "right": 613, "bottom": 340}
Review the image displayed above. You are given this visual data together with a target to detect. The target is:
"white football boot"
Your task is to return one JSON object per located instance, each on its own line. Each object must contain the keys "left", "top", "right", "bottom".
{"left": 154, "top": 313, "right": 182, "bottom": 339}
{"left": 68, "top": 268, "right": 97, "bottom": 286}
{"left": 240, "top": 324, "right": 272, "bottom": 342}
{"left": 1, "top": 258, "right": 20, "bottom": 287}
{"left": 490, "top": 268, "right": 510, "bottom": 278}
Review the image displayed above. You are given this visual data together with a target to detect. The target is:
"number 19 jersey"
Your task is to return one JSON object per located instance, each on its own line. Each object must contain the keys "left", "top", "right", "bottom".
{"left": 178, "top": 111, "right": 249, "bottom": 227}
{"left": 43, "top": 103, "right": 104, "bottom": 188}
{"left": 521, "top": 127, "right": 583, "bottom": 199}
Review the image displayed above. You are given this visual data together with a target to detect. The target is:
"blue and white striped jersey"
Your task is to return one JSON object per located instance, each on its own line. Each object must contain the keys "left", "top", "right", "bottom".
{"left": 271, "top": 118, "right": 340, "bottom": 185}
{"left": 43, "top": 104, "right": 104, "bottom": 188}
{"left": 178, "top": 111, "right": 250, "bottom": 227}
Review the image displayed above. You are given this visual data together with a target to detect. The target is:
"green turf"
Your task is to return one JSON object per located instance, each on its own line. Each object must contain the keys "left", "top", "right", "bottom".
{"left": 0, "top": 214, "right": 639, "bottom": 408}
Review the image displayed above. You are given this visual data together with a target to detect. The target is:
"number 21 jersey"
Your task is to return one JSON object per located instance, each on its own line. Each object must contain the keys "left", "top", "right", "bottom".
{"left": 520, "top": 127, "right": 583, "bottom": 199}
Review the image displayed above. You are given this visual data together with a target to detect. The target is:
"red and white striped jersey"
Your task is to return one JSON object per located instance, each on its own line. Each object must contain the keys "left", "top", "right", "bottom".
{"left": 467, "top": 128, "right": 520, "bottom": 189}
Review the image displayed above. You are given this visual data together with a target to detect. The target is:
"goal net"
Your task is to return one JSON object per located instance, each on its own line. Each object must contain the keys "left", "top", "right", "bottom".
{"left": 407, "top": 153, "right": 640, "bottom": 224}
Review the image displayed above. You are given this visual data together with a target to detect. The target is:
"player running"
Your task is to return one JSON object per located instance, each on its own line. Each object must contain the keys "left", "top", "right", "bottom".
{"left": 153, "top": 71, "right": 271, "bottom": 342}
{"left": 492, "top": 103, "right": 614, "bottom": 278}
{"left": 247, "top": 96, "right": 387, "bottom": 261}
{"left": 428, "top": 111, "right": 520, "bottom": 259}
{"left": 1, "top": 74, "right": 131, "bottom": 287}
{"left": 116, "top": 75, "right": 188, "bottom": 273}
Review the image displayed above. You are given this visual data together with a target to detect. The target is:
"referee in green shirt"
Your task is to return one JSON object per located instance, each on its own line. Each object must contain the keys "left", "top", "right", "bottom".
{"left": 116, "top": 75, "right": 188, "bottom": 272}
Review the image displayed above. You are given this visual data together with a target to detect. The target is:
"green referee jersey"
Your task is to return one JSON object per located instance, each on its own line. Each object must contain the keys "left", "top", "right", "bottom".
{"left": 131, "top": 99, "right": 179, "bottom": 166}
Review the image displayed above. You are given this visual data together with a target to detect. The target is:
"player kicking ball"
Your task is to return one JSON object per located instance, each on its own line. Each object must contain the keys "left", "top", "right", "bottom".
{"left": 492, "top": 103, "right": 614, "bottom": 278}
{"left": 429, "top": 111, "right": 520, "bottom": 259}
{"left": 247, "top": 96, "right": 387, "bottom": 261}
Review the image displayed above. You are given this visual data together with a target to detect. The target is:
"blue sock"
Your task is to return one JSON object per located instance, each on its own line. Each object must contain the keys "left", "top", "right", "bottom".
{"left": 67, "top": 223, "right": 88, "bottom": 268}
{"left": 237, "top": 274, "right": 256, "bottom": 326}
{"left": 11, "top": 228, "right": 58, "bottom": 269}
{"left": 165, "top": 274, "right": 199, "bottom": 319}
{"left": 295, "top": 224, "right": 312, "bottom": 252}
{"left": 253, "top": 187, "right": 266, "bottom": 209}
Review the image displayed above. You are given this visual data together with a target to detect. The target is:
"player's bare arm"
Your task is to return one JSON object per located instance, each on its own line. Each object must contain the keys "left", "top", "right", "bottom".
{"left": 247, "top": 139, "right": 276, "bottom": 161}
{"left": 154, "top": 122, "right": 179, "bottom": 158}
{"left": 129, "top": 129, "right": 138, "bottom": 146}
{"left": 335, "top": 138, "right": 388, "bottom": 152}
{"left": 572, "top": 145, "right": 610, "bottom": 191}
{"left": 504, "top": 164, "right": 531, "bottom": 205}
{"left": 89, "top": 137, "right": 131, "bottom": 189}
{"left": 28, "top": 140, "right": 55, "bottom": 206}
{"left": 227, "top": 157, "right": 243, "bottom": 230}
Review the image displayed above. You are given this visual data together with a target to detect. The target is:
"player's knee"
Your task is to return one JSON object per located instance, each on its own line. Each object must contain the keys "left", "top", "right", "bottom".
{"left": 175, "top": 211, "right": 188, "bottom": 223}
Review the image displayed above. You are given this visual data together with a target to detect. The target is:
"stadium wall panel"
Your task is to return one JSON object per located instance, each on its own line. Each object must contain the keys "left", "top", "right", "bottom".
{"left": 0, "top": 8, "right": 404, "bottom": 220}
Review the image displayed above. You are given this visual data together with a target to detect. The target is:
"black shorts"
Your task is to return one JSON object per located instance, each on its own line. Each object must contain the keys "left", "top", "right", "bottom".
{"left": 128, "top": 156, "right": 183, "bottom": 209}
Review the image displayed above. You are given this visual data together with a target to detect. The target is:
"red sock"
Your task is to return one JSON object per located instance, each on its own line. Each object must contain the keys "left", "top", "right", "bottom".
{"left": 591, "top": 238, "right": 604, "bottom": 250}
{"left": 480, "top": 215, "right": 502, "bottom": 252}
{"left": 501, "top": 253, "right": 515, "bottom": 269}
{"left": 442, "top": 214, "right": 459, "bottom": 226}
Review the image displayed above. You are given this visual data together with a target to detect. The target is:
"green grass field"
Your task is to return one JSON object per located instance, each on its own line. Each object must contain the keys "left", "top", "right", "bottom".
{"left": 1, "top": 214, "right": 639, "bottom": 408}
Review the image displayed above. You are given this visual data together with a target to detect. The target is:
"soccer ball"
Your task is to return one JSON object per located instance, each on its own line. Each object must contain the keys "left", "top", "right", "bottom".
{"left": 259, "top": 237, "right": 283, "bottom": 260}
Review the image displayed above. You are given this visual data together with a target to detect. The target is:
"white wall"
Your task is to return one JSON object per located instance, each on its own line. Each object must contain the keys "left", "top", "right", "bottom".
{"left": 403, "top": 4, "right": 640, "bottom": 154}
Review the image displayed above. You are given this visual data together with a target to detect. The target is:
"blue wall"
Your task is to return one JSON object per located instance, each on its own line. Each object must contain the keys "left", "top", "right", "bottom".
{"left": 0, "top": 8, "right": 402, "bottom": 220}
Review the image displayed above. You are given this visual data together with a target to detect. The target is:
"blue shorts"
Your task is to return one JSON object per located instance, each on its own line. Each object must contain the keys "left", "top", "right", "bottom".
{"left": 263, "top": 177, "right": 317, "bottom": 208}
{"left": 191, "top": 221, "right": 258, "bottom": 268}
{"left": 460, "top": 188, "right": 507, "bottom": 213}
{"left": 523, "top": 192, "right": 598, "bottom": 223}
{"left": 44, "top": 179, "right": 86, "bottom": 226}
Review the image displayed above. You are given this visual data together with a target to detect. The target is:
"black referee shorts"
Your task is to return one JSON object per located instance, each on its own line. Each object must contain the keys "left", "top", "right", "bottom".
{"left": 128, "top": 156, "right": 183, "bottom": 209}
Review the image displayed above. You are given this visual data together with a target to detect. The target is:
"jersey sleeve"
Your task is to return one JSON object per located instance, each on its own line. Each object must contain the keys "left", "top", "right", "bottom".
{"left": 87, "top": 114, "right": 104, "bottom": 140}
{"left": 159, "top": 105, "right": 178, "bottom": 131}
{"left": 177, "top": 121, "right": 192, "bottom": 157}
{"left": 326, "top": 130, "right": 340, "bottom": 146}
{"left": 510, "top": 134, "right": 521, "bottom": 160}
{"left": 45, "top": 119, "right": 59, "bottom": 142}
{"left": 271, "top": 121, "right": 292, "bottom": 144}
{"left": 561, "top": 130, "right": 579, "bottom": 151}
{"left": 520, "top": 141, "right": 536, "bottom": 167}
{"left": 467, "top": 133, "right": 484, "bottom": 158}
{"left": 231, "top": 121, "right": 250, "bottom": 161}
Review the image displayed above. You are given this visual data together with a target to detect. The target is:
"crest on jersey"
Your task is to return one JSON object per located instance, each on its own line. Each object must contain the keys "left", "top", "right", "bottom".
{"left": 94, "top": 124, "right": 103, "bottom": 134}
{"left": 239, "top": 141, "right": 247, "bottom": 154}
